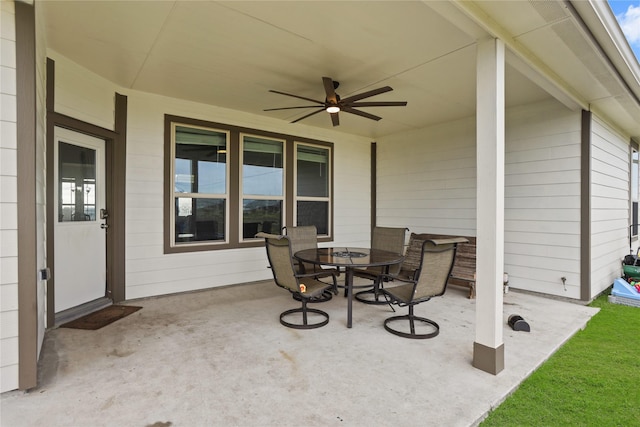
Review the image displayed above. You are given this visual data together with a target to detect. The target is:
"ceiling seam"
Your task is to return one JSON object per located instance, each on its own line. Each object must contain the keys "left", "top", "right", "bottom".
{"left": 129, "top": 1, "right": 179, "bottom": 89}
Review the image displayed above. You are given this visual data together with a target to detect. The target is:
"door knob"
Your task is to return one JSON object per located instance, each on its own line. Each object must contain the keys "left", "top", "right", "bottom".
{"left": 100, "top": 223, "right": 109, "bottom": 229}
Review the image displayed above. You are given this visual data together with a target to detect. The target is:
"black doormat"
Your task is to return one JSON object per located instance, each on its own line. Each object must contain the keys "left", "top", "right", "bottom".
{"left": 60, "top": 305, "right": 142, "bottom": 330}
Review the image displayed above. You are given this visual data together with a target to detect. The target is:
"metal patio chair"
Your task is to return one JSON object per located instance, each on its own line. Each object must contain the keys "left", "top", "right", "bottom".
{"left": 378, "top": 235, "right": 468, "bottom": 339}
{"left": 257, "top": 232, "right": 338, "bottom": 329}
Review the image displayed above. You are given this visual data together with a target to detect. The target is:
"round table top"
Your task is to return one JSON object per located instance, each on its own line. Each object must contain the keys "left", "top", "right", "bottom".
{"left": 294, "top": 247, "right": 404, "bottom": 268}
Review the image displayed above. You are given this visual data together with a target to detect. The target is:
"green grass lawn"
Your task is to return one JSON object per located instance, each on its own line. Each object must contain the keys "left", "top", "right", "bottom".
{"left": 481, "top": 291, "right": 640, "bottom": 426}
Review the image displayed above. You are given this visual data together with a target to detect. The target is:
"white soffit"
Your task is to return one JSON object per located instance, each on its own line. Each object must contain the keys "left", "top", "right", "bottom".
{"left": 40, "top": 1, "right": 573, "bottom": 138}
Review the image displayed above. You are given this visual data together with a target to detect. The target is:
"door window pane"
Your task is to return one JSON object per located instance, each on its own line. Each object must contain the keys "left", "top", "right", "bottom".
{"left": 58, "top": 142, "right": 96, "bottom": 222}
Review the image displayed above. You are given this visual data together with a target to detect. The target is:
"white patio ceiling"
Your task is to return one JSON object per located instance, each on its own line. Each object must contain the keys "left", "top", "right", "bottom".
{"left": 40, "top": 1, "right": 640, "bottom": 140}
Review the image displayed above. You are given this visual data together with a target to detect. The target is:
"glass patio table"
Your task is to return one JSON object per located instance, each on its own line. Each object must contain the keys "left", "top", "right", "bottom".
{"left": 294, "top": 247, "right": 404, "bottom": 328}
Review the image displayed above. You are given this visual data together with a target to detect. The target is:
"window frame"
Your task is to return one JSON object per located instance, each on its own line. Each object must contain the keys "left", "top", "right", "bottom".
{"left": 240, "top": 133, "right": 286, "bottom": 242}
{"left": 164, "top": 115, "right": 334, "bottom": 253}
{"left": 170, "top": 122, "right": 230, "bottom": 247}
{"left": 294, "top": 141, "right": 332, "bottom": 237}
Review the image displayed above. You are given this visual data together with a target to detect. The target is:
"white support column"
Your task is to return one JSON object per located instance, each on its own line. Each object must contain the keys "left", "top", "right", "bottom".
{"left": 473, "top": 38, "right": 505, "bottom": 375}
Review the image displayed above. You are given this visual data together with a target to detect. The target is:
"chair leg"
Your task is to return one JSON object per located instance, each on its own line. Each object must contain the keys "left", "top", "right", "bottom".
{"left": 383, "top": 305, "right": 439, "bottom": 339}
{"left": 280, "top": 299, "right": 329, "bottom": 329}
{"left": 355, "top": 277, "right": 393, "bottom": 306}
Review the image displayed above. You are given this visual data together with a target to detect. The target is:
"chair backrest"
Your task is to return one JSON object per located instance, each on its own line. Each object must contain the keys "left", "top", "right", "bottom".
{"left": 412, "top": 237, "right": 468, "bottom": 300}
{"left": 257, "top": 232, "right": 299, "bottom": 292}
{"left": 370, "top": 226, "right": 407, "bottom": 275}
{"left": 282, "top": 225, "right": 318, "bottom": 273}
{"left": 283, "top": 225, "right": 318, "bottom": 254}
{"left": 396, "top": 232, "right": 425, "bottom": 279}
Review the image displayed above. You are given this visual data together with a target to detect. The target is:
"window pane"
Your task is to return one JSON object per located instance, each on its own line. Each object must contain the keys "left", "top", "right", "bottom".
{"left": 58, "top": 142, "right": 96, "bottom": 222}
{"left": 297, "top": 145, "right": 328, "bottom": 197}
{"left": 243, "top": 136, "right": 283, "bottom": 196}
{"left": 175, "top": 126, "right": 226, "bottom": 194}
{"left": 175, "top": 197, "right": 225, "bottom": 242}
{"left": 297, "top": 201, "right": 328, "bottom": 235}
{"left": 243, "top": 199, "right": 282, "bottom": 238}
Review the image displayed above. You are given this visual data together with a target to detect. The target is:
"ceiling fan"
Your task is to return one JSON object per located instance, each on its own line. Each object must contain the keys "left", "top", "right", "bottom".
{"left": 264, "top": 77, "right": 407, "bottom": 127}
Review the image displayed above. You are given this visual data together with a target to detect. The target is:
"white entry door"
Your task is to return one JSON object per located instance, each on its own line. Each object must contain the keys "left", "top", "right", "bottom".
{"left": 54, "top": 127, "right": 107, "bottom": 313}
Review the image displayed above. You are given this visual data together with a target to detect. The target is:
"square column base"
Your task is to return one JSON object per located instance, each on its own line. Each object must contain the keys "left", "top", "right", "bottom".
{"left": 473, "top": 342, "right": 504, "bottom": 375}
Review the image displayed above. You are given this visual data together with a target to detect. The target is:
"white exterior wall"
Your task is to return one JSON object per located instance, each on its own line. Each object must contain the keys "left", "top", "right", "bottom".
{"left": 0, "top": 0, "right": 19, "bottom": 393}
{"left": 504, "top": 101, "right": 582, "bottom": 298}
{"left": 590, "top": 116, "right": 630, "bottom": 297}
{"left": 50, "top": 53, "right": 372, "bottom": 301}
{"left": 378, "top": 99, "right": 584, "bottom": 299}
{"left": 376, "top": 117, "right": 477, "bottom": 235}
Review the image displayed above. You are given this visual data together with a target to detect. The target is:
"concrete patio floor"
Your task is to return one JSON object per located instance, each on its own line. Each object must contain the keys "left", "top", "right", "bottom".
{"left": 1, "top": 280, "right": 599, "bottom": 427}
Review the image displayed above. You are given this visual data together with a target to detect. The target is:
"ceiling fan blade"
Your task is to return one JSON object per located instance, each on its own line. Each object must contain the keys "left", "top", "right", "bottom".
{"left": 342, "top": 106, "right": 382, "bottom": 121}
{"left": 340, "top": 86, "right": 393, "bottom": 104}
{"left": 322, "top": 77, "right": 337, "bottom": 104}
{"left": 269, "top": 89, "right": 324, "bottom": 105}
{"left": 264, "top": 105, "right": 323, "bottom": 111}
{"left": 349, "top": 101, "right": 407, "bottom": 107}
{"left": 330, "top": 112, "right": 339, "bottom": 127}
{"left": 291, "top": 108, "right": 325, "bottom": 123}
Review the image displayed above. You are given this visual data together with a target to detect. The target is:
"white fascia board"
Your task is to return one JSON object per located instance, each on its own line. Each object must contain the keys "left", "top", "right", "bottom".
{"left": 450, "top": 0, "right": 587, "bottom": 112}
{"left": 572, "top": 0, "right": 640, "bottom": 101}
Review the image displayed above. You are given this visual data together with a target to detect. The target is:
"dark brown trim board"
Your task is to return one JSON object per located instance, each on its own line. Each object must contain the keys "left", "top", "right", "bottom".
{"left": 163, "top": 114, "right": 334, "bottom": 253}
{"left": 46, "top": 59, "right": 128, "bottom": 327}
{"left": 16, "top": 0, "right": 38, "bottom": 391}
{"left": 111, "top": 94, "right": 128, "bottom": 303}
{"left": 472, "top": 342, "right": 505, "bottom": 375}
{"left": 580, "top": 110, "right": 591, "bottom": 301}
{"left": 371, "top": 142, "right": 377, "bottom": 229}
{"left": 45, "top": 59, "right": 55, "bottom": 329}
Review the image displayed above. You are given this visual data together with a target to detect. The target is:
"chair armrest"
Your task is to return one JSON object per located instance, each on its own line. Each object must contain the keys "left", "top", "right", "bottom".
{"left": 296, "top": 270, "right": 338, "bottom": 292}
{"left": 296, "top": 270, "right": 334, "bottom": 280}
{"left": 376, "top": 273, "right": 416, "bottom": 285}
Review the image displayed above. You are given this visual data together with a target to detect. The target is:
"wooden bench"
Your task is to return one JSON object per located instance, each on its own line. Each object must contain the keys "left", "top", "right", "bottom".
{"left": 418, "top": 233, "right": 477, "bottom": 298}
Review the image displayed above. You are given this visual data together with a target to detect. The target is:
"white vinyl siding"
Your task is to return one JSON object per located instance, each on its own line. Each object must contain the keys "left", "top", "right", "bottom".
{"left": 377, "top": 117, "right": 477, "bottom": 236}
{"left": 378, "top": 100, "right": 583, "bottom": 298}
{"left": 504, "top": 101, "right": 582, "bottom": 298}
{"left": 124, "top": 91, "right": 370, "bottom": 299}
{"left": 590, "top": 116, "right": 630, "bottom": 298}
{"left": 1, "top": 0, "right": 19, "bottom": 393}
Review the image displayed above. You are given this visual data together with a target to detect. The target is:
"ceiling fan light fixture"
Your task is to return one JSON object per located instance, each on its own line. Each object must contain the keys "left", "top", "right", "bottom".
{"left": 326, "top": 105, "right": 340, "bottom": 114}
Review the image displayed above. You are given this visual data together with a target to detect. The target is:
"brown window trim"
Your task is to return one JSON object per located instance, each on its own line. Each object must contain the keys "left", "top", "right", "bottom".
{"left": 164, "top": 115, "right": 334, "bottom": 253}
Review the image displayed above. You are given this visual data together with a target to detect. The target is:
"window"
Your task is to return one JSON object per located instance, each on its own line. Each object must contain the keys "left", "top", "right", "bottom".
{"left": 165, "top": 116, "right": 333, "bottom": 252}
{"left": 296, "top": 143, "right": 330, "bottom": 235}
{"left": 172, "top": 125, "right": 228, "bottom": 245}
{"left": 241, "top": 135, "right": 284, "bottom": 239}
